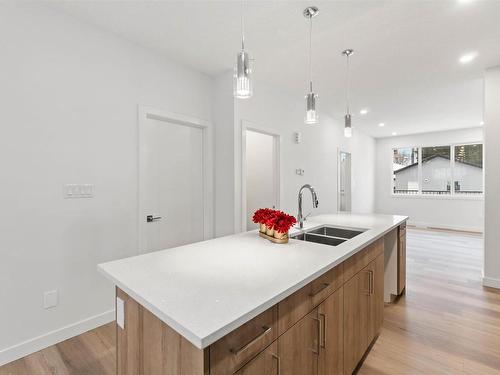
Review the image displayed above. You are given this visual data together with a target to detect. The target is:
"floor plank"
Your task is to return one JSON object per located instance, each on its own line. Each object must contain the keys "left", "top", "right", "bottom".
{"left": 1, "top": 229, "right": 499, "bottom": 374}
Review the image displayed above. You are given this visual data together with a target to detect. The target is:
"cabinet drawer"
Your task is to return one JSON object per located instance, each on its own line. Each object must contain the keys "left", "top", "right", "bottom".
{"left": 342, "top": 238, "right": 384, "bottom": 282}
{"left": 210, "top": 305, "right": 278, "bottom": 375}
{"left": 278, "top": 263, "right": 343, "bottom": 335}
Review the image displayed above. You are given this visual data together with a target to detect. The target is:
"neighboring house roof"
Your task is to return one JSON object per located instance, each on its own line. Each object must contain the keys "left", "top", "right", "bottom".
{"left": 394, "top": 155, "right": 482, "bottom": 174}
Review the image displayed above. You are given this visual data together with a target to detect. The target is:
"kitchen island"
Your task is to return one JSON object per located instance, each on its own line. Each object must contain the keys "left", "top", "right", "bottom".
{"left": 99, "top": 213, "right": 407, "bottom": 375}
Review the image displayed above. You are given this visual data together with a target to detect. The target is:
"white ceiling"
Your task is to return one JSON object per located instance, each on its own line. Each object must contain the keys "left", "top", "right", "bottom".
{"left": 46, "top": 0, "right": 500, "bottom": 138}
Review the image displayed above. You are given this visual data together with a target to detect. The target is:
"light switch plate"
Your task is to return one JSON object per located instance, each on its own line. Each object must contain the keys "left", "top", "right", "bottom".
{"left": 64, "top": 184, "right": 94, "bottom": 198}
{"left": 116, "top": 297, "right": 125, "bottom": 329}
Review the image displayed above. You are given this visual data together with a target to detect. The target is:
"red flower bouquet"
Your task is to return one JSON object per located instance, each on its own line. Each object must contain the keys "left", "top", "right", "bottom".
{"left": 252, "top": 208, "right": 296, "bottom": 242}
{"left": 272, "top": 211, "right": 297, "bottom": 240}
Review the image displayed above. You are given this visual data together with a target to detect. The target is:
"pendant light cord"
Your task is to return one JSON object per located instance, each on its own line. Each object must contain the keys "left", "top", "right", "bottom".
{"left": 346, "top": 53, "right": 350, "bottom": 114}
{"left": 241, "top": 0, "right": 245, "bottom": 50}
{"left": 308, "top": 16, "right": 313, "bottom": 92}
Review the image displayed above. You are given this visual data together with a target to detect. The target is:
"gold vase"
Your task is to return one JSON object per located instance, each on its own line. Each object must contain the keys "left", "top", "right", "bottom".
{"left": 266, "top": 226, "right": 274, "bottom": 236}
{"left": 259, "top": 223, "right": 266, "bottom": 233}
{"left": 273, "top": 231, "right": 288, "bottom": 240}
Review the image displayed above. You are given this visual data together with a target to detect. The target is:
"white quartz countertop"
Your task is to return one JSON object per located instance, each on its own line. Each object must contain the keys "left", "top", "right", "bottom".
{"left": 98, "top": 213, "right": 407, "bottom": 349}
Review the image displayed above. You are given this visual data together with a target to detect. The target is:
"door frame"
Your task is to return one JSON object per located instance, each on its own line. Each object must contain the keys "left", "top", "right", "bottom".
{"left": 138, "top": 105, "right": 214, "bottom": 253}
{"left": 240, "top": 120, "right": 281, "bottom": 232}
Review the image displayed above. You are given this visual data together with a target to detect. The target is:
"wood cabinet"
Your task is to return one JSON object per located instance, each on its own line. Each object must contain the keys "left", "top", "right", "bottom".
{"left": 343, "top": 254, "right": 384, "bottom": 375}
{"left": 318, "top": 288, "right": 344, "bottom": 375}
{"left": 116, "top": 233, "right": 391, "bottom": 375}
{"left": 234, "top": 342, "right": 279, "bottom": 375}
{"left": 279, "top": 310, "right": 319, "bottom": 375}
{"left": 398, "top": 223, "right": 406, "bottom": 295}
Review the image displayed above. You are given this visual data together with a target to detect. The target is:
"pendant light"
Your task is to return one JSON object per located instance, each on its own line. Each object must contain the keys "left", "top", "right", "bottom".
{"left": 234, "top": 0, "right": 252, "bottom": 99}
{"left": 342, "top": 49, "right": 354, "bottom": 138}
{"left": 303, "top": 6, "right": 319, "bottom": 124}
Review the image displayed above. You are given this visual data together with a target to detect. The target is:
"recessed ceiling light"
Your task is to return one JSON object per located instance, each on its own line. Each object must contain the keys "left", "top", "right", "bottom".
{"left": 480, "top": 121, "right": 484, "bottom": 125}
{"left": 360, "top": 109, "right": 369, "bottom": 115}
{"left": 392, "top": 132, "right": 397, "bottom": 136}
{"left": 459, "top": 52, "right": 478, "bottom": 64}
{"left": 378, "top": 122, "right": 385, "bottom": 127}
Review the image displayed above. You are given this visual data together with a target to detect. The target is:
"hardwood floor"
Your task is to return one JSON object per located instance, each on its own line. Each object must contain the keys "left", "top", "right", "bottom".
{"left": 1, "top": 229, "right": 499, "bottom": 375}
{"left": 359, "top": 229, "right": 500, "bottom": 375}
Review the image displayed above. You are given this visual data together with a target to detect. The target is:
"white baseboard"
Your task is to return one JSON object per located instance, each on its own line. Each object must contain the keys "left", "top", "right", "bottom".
{"left": 408, "top": 220, "right": 483, "bottom": 234}
{"left": 482, "top": 276, "right": 500, "bottom": 289}
{"left": 0, "top": 309, "right": 115, "bottom": 367}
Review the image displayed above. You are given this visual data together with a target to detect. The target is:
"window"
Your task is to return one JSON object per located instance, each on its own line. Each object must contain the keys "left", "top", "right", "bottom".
{"left": 393, "top": 148, "right": 419, "bottom": 194}
{"left": 392, "top": 143, "right": 483, "bottom": 197}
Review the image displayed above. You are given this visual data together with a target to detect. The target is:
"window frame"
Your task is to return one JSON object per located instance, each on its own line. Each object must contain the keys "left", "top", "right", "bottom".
{"left": 391, "top": 141, "right": 484, "bottom": 200}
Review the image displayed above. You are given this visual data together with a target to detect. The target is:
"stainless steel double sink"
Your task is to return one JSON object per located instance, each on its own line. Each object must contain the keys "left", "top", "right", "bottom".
{"left": 291, "top": 225, "right": 366, "bottom": 247}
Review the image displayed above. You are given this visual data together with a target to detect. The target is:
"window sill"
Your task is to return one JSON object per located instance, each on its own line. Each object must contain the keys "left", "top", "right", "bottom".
{"left": 391, "top": 193, "right": 484, "bottom": 201}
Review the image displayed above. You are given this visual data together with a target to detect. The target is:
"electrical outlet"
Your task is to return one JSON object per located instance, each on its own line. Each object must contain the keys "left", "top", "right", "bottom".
{"left": 44, "top": 290, "right": 58, "bottom": 309}
{"left": 64, "top": 184, "right": 94, "bottom": 198}
{"left": 296, "top": 168, "right": 305, "bottom": 176}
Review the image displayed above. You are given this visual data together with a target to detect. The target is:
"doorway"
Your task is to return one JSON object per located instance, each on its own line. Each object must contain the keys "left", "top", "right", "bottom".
{"left": 138, "top": 107, "right": 212, "bottom": 253}
{"left": 338, "top": 150, "right": 352, "bottom": 212}
{"left": 242, "top": 125, "right": 280, "bottom": 231}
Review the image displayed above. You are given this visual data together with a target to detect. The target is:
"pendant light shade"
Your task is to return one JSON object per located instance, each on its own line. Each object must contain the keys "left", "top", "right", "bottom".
{"left": 234, "top": 50, "right": 252, "bottom": 98}
{"left": 344, "top": 114, "right": 352, "bottom": 138}
{"left": 234, "top": 0, "right": 253, "bottom": 99}
{"left": 342, "top": 49, "right": 354, "bottom": 137}
{"left": 304, "top": 7, "right": 319, "bottom": 124}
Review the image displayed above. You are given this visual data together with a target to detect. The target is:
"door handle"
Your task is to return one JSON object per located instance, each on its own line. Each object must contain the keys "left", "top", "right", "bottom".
{"left": 146, "top": 215, "right": 162, "bottom": 223}
{"left": 319, "top": 313, "right": 326, "bottom": 348}
{"left": 271, "top": 353, "right": 281, "bottom": 375}
{"left": 312, "top": 317, "right": 321, "bottom": 355}
{"left": 368, "top": 270, "right": 374, "bottom": 295}
{"left": 230, "top": 326, "right": 271, "bottom": 355}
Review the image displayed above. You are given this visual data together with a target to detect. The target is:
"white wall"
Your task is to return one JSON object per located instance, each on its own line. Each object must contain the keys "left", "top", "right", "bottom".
{"left": 484, "top": 66, "right": 500, "bottom": 288}
{"left": 212, "top": 76, "right": 376, "bottom": 233}
{"left": 0, "top": 3, "right": 213, "bottom": 364}
{"left": 245, "top": 130, "right": 276, "bottom": 230}
{"left": 375, "top": 128, "right": 484, "bottom": 231}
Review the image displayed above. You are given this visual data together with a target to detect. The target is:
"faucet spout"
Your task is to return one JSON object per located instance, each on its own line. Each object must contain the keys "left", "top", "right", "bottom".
{"left": 297, "top": 184, "right": 319, "bottom": 229}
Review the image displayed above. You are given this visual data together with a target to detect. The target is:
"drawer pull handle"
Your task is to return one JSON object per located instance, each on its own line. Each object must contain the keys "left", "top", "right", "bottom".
{"left": 230, "top": 326, "right": 272, "bottom": 355}
{"left": 272, "top": 353, "right": 281, "bottom": 375}
{"left": 309, "top": 282, "right": 330, "bottom": 297}
{"left": 319, "top": 313, "right": 326, "bottom": 348}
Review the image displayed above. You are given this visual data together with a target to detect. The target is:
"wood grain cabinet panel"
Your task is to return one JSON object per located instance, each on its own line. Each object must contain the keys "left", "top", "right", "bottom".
{"left": 233, "top": 342, "right": 279, "bottom": 375}
{"left": 210, "top": 306, "right": 278, "bottom": 375}
{"left": 343, "top": 270, "right": 370, "bottom": 375}
{"left": 343, "top": 239, "right": 384, "bottom": 282}
{"left": 279, "top": 309, "right": 319, "bottom": 375}
{"left": 367, "top": 254, "right": 384, "bottom": 344}
{"left": 318, "top": 288, "right": 344, "bottom": 375}
{"left": 278, "top": 264, "right": 343, "bottom": 335}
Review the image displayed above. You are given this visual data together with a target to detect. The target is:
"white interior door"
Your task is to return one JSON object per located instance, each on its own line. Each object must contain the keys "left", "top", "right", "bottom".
{"left": 140, "top": 114, "right": 204, "bottom": 253}
{"left": 338, "top": 151, "right": 352, "bottom": 212}
{"left": 245, "top": 129, "right": 279, "bottom": 230}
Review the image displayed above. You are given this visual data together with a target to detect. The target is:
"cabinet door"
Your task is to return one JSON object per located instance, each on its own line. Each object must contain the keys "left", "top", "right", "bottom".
{"left": 367, "top": 254, "right": 384, "bottom": 344}
{"left": 343, "top": 272, "right": 370, "bottom": 375}
{"left": 398, "top": 230, "right": 406, "bottom": 294}
{"left": 234, "top": 342, "right": 279, "bottom": 375}
{"left": 279, "top": 309, "right": 319, "bottom": 375}
{"left": 318, "top": 288, "right": 344, "bottom": 375}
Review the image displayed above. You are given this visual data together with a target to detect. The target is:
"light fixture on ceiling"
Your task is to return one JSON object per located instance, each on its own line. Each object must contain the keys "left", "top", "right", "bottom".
{"left": 304, "top": 6, "right": 319, "bottom": 124}
{"left": 459, "top": 51, "right": 478, "bottom": 64}
{"left": 378, "top": 122, "right": 385, "bottom": 127}
{"left": 342, "top": 49, "right": 354, "bottom": 138}
{"left": 392, "top": 132, "right": 397, "bottom": 136}
{"left": 360, "top": 108, "right": 369, "bottom": 115}
{"left": 234, "top": 0, "right": 252, "bottom": 99}
{"left": 480, "top": 121, "right": 484, "bottom": 125}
